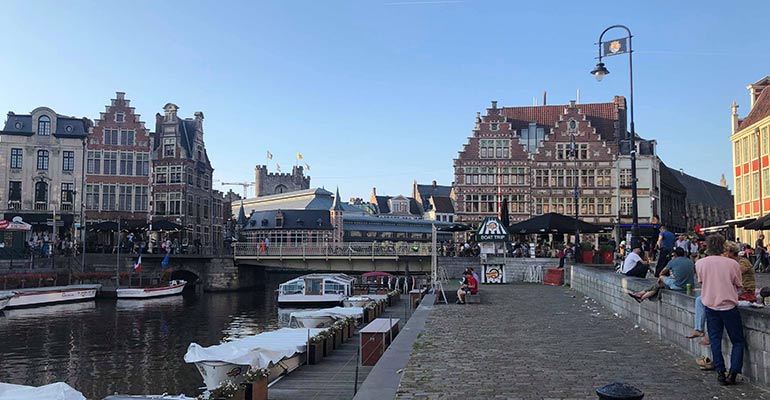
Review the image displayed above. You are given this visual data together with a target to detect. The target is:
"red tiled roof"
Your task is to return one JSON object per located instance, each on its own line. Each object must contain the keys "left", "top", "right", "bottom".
{"left": 499, "top": 99, "right": 622, "bottom": 141}
{"left": 740, "top": 88, "right": 770, "bottom": 130}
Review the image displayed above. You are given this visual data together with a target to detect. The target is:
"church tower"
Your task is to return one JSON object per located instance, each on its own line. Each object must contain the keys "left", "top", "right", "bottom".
{"left": 330, "top": 187, "right": 344, "bottom": 243}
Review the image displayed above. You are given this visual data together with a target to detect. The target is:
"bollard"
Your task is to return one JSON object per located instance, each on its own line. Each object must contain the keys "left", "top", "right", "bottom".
{"left": 596, "top": 382, "right": 644, "bottom": 400}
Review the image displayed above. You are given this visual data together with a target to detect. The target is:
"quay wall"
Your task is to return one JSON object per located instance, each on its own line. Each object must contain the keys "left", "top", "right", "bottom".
{"left": 439, "top": 256, "right": 560, "bottom": 282}
{"left": 569, "top": 265, "right": 770, "bottom": 389}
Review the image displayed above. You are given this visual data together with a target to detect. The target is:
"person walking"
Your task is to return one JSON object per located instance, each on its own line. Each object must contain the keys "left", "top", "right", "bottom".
{"left": 696, "top": 234, "right": 745, "bottom": 386}
{"left": 655, "top": 225, "right": 676, "bottom": 277}
{"left": 754, "top": 234, "right": 766, "bottom": 272}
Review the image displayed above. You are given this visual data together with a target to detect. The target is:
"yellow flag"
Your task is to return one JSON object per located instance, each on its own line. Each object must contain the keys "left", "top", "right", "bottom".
{"left": 296, "top": 153, "right": 303, "bottom": 160}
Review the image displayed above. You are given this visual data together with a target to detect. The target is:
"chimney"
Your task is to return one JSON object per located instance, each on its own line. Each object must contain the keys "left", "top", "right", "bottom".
{"left": 731, "top": 101, "right": 740, "bottom": 134}
{"left": 491, "top": 100, "right": 497, "bottom": 109}
{"left": 569, "top": 100, "right": 576, "bottom": 108}
{"left": 576, "top": 89, "right": 580, "bottom": 104}
{"left": 543, "top": 91, "right": 547, "bottom": 106}
{"left": 372, "top": 187, "right": 377, "bottom": 197}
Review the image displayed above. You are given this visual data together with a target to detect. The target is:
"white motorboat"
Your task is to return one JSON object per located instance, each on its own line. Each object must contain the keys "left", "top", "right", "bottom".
{"left": 116, "top": 280, "right": 186, "bottom": 299}
{"left": 6, "top": 284, "right": 101, "bottom": 308}
{"left": 289, "top": 306, "right": 364, "bottom": 328}
{"left": 184, "top": 327, "right": 325, "bottom": 391}
{"left": 343, "top": 296, "right": 372, "bottom": 307}
{"left": 0, "top": 381, "right": 86, "bottom": 400}
{"left": 0, "top": 291, "right": 15, "bottom": 311}
{"left": 278, "top": 273, "right": 356, "bottom": 307}
{"left": 103, "top": 395, "right": 195, "bottom": 400}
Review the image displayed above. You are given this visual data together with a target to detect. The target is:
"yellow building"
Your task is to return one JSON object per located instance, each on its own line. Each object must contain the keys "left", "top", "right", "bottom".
{"left": 732, "top": 77, "right": 770, "bottom": 244}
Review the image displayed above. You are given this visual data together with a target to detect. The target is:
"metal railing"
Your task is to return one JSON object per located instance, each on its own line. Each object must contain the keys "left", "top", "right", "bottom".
{"left": 234, "top": 241, "right": 434, "bottom": 258}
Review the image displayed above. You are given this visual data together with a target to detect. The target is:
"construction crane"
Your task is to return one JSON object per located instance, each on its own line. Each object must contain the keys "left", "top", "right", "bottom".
{"left": 220, "top": 181, "right": 255, "bottom": 199}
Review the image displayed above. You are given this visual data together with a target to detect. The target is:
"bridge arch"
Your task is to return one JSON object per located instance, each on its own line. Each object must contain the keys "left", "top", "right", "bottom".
{"left": 170, "top": 269, "right": 201, "bottom": 287}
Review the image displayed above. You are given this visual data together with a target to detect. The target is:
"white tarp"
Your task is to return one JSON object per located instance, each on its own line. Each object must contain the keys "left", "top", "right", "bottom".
{"left": 289, "top": 306, "right": 364, "bottom": 320}
{"left": 0, "top": 382, "right": 86, "bottom": 400}
{"left": 184, "top": 328, "right": 324, "bottom": 368}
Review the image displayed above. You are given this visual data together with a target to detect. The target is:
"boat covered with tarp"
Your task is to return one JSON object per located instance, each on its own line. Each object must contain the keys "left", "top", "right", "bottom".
{"left": 0, "top": 382, "right": 85, "bottom": 400}
{"left": 289, "top": 306, "right": 364, "bottom": 328}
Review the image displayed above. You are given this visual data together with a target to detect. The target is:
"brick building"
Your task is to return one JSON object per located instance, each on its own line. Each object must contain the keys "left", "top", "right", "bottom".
{"left": 454, "top": 99, "right": 626, "bottom": 230}
{"left": 86, "top": 92, "right": 151, "bottom": 226}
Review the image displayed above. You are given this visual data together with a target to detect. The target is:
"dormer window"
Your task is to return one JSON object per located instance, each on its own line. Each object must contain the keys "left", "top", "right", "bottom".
{"left": 38, "top": 115, "right": 51, "bottom": 136}
{"left": 276, "top": 211, "right": 284, "bottom": 228}
{"left": 115, "top": 113, "right": 125, "bottom": 123}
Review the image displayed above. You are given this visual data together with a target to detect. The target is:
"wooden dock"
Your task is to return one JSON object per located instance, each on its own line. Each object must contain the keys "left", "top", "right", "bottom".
{"left": 269, "top": 295, "right": 414, "bottom": 400}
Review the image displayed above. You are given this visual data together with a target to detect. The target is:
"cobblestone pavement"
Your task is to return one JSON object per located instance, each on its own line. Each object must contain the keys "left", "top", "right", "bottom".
{"left": 396, "top": 284, "right": 770, "bottom": 400}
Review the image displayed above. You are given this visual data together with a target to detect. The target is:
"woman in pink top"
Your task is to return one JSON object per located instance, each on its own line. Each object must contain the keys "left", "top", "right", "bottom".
{"left": 695, "top": 234, "right": 745, "bottom": 386}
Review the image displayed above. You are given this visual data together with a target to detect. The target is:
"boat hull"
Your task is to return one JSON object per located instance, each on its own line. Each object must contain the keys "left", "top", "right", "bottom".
{"left": 343, "top": 297, "right": 371, "bottom": 307}
{"left": 195, "top": 353, "right": 304, "bottom": 391}
{"left": 6, "top": 285, "right": 100, "bottom": 308}
{"left": 292, "top": 315, "right": 336, "bottom": 328}
{"left": 116, "top": 281, "right": 186, "bottom": 299}
{"left": 0, "top": 296, "right": 11, "bottom": 311}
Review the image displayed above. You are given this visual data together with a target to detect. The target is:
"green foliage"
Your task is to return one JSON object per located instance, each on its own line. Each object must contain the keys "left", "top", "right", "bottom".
{"left": 580, "top": 242, "right": 594, "bottom": 251}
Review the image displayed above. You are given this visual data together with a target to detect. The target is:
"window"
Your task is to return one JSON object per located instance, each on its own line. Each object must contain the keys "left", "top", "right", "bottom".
{"left": 60, "top": 183, "right": 74, "bottom": 205}
{"left": 742, "top": 137, "right": 749, "bottom": 161}
{"left": 479, "top": 139, "right": 510, "bottom": 159}
{"left": 37, "top": 150, "right": 49, "bottom": 170}
{"left": 135, "top": 153, "right": 149, "bottom": 176}
{"left": 103, "top": 151, "right": 118, "bottom": 175}
{"left": 119, "top": 186, "right": 133, "bottom": 211}
{"left": 155, "top": 166, "right": 168, "bottom": 184}
{"left": 556, "top": 142, "right": 589, "bottom": 160}
{"left": 155, "top": 193, "right": 167, "bottom": 215}
{"left": 734, "top": 141, "right": 741, "bottom": 165}
{"left": 619, "top": 169, "right": 632, "bottom": 187}
{"left": 120, "top": 130, "right": 134, "bottom": 146}
{"left": 763, "top": 127, "right": 769, "bottom": 156}
{"left": 170, "top": 166, "right": 183, "bottom": 183}
{"left": 597, "top": 197, "right": 612, "bottom": 215}
{"left": 490, "top": 123, "right": 499, "bottom": 131}
{"left": 115, "top": 113, "right": 125, "bottom": 123}
{"left": 169, "top": 192, "right": 182, "bottom": 215}
{"left": 186, "top": 168, "right": 193, "bottom": 184}
{"left": 520, "top": 123, "right": 545, "bottom": 154}
{"left": 463, "top": 194, "right": 496, "bottom": 213}
{"left": 620, "top": 197, "right": 633, "bottom": 216}
{"left": 751, "top": 134, "right": 759, "bottom": 159}
{"left": 753, "top": 171, "right": 760, "bottom": 200}
{"left": 102, "top": 185, "right": 117, "bottom": 210}
{"left": 87, "top": 151, "right": 101, "bottom": 174}
{"left": 510, "top": 194, "right": 527, "bottom": 213}
{"left": 163, "top": 138, "right": 176, "bottom": 157}
{"left": 8, "top": 181, "right": 21, "bottom": 202}
{"left": 580, "top": 169, "right": 595, "bottom": 187}
{"left": 37, "top": 115, "right": 51, "bottom": 136}
{"left": 34, "top": 181, "right": 48, "bottom": 205}
{"left": 743, "top": 176, "right": 749, "bottom": 203}
{"left": 134, "top": 186, "right": 148, "bottom": 211}
{"left": 119, "top": 152, "right": 133, "bottom": 175}
{"left": 187, "top": 195, "right": 194, "bottom": 216}
{"left": 763, "top": 169, "right": 770, "bottom": 197}
{"left": 62, "top": 151, "right": 75, "bottom": 171}
{"left": 86, "top": 184, "right": 100, "bottom": 210}
{"left": 596, "top": 169, "right": 611, "bottom": 187}
{"left": 104, "top": 129, "right": 119, "bottom": 145}
{"left": 10, "top": 148, "right": 22, "bottom": 169}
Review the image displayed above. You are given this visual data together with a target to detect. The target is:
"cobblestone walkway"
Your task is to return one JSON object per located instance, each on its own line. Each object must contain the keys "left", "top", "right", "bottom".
{"left": 396, "top": 284, "right": 770, "bottom": 400}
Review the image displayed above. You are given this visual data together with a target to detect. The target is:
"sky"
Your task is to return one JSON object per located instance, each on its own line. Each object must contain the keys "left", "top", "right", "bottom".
{"left": 1, "top": 0, "right": 769, "bottom": 201}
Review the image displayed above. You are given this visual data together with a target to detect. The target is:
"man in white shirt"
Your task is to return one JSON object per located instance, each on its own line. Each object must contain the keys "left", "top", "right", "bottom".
{"left": 622, "top": 248, "right": 649, "bottom": 278}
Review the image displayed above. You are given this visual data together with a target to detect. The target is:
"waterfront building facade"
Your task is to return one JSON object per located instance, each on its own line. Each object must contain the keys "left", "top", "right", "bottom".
{"left": 0, "top": 107, "right": 90, "bottom": 238}
{"left": 731, "top": 76, "right": 770, "bottom": 243}
{"left": 86, "top": 92, "right": 152, "bottom": 226}
{"left": 412, "top": 180, "right": 456, "bottom": 222}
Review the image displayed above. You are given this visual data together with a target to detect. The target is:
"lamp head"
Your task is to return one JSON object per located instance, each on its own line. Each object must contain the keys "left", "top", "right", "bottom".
{"left": 591, "top": 62, "right": 610, "bottom": 81}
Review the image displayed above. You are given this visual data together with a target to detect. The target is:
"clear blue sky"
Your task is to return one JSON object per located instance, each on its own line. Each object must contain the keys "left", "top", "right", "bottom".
{"left": 2, "top": 0, "right": 768, "bottom": 201}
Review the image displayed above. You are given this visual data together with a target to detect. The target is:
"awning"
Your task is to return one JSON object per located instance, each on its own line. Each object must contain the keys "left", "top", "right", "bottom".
{"left": 702, "top": 225, "right": 730, "bottom": 233}
{"left": 725, "top": 217, "right": 757, "bottom": 228}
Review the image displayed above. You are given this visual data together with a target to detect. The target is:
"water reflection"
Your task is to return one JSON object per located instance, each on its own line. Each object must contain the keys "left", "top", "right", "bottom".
{"left": 0, "top": 272, "right": 300, "bottom": 399}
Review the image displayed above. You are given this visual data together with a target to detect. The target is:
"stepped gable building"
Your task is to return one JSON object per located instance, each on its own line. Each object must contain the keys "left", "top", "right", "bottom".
{"left": 254, "top": 165, "right": 310, "bottom": 197}
{"left": 454, "top": 98, "right": 625, "bottom": 228}
{"left": 412, "top": 180, "right": 455, "bottom": 222}
{"left": 0, "top": 107, "right": 90, "bottom": 235}
{"left": 86, "top": 92, "right": 151, "bottom": 226}
{"left": 671, "top": 169, "right": 733, "bottom": 232}
{"left": 731, "top": 76, "right": 770, "bottom": 243}
{"left": 152, "top": 103, "right": 215, "bottom": 251}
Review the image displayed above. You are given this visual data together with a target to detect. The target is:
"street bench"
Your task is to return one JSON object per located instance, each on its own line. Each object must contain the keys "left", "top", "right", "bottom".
{"left": 465, "top": 292, "right": 481, "bottom": 304}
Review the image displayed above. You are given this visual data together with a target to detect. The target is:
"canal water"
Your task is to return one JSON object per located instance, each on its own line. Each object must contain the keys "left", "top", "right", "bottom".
{"left": 0, "top": 271, "right": 302, "bottom": 399}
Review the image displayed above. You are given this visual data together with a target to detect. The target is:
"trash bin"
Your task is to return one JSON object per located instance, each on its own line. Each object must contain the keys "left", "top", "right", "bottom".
{"left": 596, "top": 382, "right": 644, "bottom": 400}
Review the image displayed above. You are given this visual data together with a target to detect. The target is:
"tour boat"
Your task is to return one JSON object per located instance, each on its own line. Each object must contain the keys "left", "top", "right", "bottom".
{"left": 6, "top": 284, "right": 101, "bottom": 308}
{"left": 289, "top": 306, "right": 364, "bottom": 328}
{"left": 0, "top": 291, "right": 15, "bottom": 311}
{"left": 184, "top": 327, "right": 325, "bottom": 391}
{"left": 277, "top": 273, "right": 356, "bottom": 307}
{"left": 0, "top": 381, "right": 86, "bottom": 400}
{"left": 116, "top": 280, "right": 186, "bottom": 299}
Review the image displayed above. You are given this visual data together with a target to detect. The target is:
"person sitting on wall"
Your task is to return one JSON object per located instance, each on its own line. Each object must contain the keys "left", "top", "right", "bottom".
{"left": 456, "top": 271, "right": 478, "bottom": 304}
{"left": 628, "top": 248, "right": 694, "bottom": 303}
{"left": 621, "top": 248, "right": 650, "bottom": 278}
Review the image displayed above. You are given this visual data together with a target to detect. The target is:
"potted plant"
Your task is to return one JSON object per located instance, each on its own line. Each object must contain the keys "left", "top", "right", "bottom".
{"left": 308, "top": 334, "right": 324, "bottom": 364}
{"left": 599, "top": 244, "right": 615, "bottom": 264}
{"left": 239, "top": 367, "right": 269, "bottom": 400}
{"left": 321, "top": 330, "right": 333, "bottom": 356}
{"left": 579, "top": 242, "right": 594, "bottom": 264}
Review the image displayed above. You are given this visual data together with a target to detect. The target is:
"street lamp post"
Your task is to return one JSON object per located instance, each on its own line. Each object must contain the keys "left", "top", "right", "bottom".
{"left": 591, "top": 24, "right": 639, "bottom": 249}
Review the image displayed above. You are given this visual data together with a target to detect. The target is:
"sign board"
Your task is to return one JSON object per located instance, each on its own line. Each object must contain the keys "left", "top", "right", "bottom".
{"left": 483, "top": 264, "right": 506, "bottom": 284}
{"left": 475, "top": 217, "right": 509, "bottom": 242}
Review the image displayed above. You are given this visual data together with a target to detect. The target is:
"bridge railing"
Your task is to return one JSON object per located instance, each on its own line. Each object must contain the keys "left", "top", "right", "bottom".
{"left": 233, "top": 242, "right": 434, "bottom": 258}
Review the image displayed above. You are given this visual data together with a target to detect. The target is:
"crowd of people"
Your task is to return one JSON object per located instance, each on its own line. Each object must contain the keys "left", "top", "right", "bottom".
{"left": 438, "top": 241, "right": 480, "bottom": 257}
{"left": 25, "top": 232, "right": 79, "bottom": 257}
{"left": 619, "top": 228, "right": 765, "bottom": 386}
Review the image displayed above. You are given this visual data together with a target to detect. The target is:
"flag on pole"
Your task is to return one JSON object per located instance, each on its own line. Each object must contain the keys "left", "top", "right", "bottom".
{"left": 134, "top": 255, "right": 142, "bottom": 273}
{"left": 603, "top": 37, "right": 628, "bottom": 57}
{"left": 161, "top": 252, "right": 170, "bottom": 269}
{"left": 305, "top": 163, "right": 311, "bottom": 171}
{"left": 266, "top": 151, "right": 273, "bottom": 160}
{"left": 296, "top": 153, "right": 303, "bottom": 160}
{"left": 276, "top": 164, "right": 281, "bottom": 172}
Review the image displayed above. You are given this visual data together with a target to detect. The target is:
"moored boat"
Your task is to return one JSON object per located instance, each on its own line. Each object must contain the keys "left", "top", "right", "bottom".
{"left": 289, "top": 306, "right": 364, "bottom": 328}
{"left": 6, "top": 284, "right": 101, "bottom": 308}
{"left": 0, "top": 381, "right": 86, "bottom": 400}
{"left": 278, "top": 273, "right": 355, "bottom": 307}
{"left": 184, "top": 327, "right": 325, "bottom": 391}
{"left": 116, "top": 280, "right": 186, "bottom": 299}
{"left": 0, "top": 291, "right": 15, "bottom": 311}
{"left": 343, "top": 296, "right": 372, "bottom": 307}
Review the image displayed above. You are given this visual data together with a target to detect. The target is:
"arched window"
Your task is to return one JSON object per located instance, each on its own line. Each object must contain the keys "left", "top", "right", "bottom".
{"left": 275, "top": 184, "right": 288, "bottom": 194}
{"left": 34, "top": 181, "right": 48, "bottom": 204}
{"left": 37, "top": 150, "right": 49, "bottom": 170}
{"left": 38, "top": 115, "right": 51, "bottom": 136}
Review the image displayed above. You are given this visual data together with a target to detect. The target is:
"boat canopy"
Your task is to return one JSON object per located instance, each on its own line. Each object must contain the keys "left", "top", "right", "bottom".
{"left": 0, "top": 382, "right": 86, "bottom": 400}
{"left": 279, "top": 273, "right": 356, "bottom": 295}
{"left": 289, "top": 306, "right": 364, "bottom": 321}
{"left": 184, "top": 327, "right": 325, "bottom": 367}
